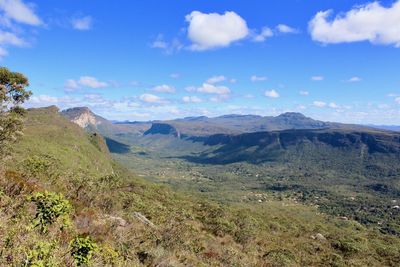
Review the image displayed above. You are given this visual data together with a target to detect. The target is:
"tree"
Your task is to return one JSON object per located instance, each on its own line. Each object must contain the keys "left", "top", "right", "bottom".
{"left": 0, "top": 67, "right": 32, "bottom": 156}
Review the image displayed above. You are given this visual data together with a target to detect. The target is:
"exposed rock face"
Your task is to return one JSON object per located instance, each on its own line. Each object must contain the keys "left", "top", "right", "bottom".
{"left": 61, "top": 107, "right": 101, "bottom": 128}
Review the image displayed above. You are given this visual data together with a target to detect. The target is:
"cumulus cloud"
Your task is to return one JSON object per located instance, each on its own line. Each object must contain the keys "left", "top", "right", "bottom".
{"left": 299, "top": 90, "right": 309, "bottom": 96}
{"left": 313, "top": 101, "right": 327, "bottom": 108}
{"left": 78, "top": 76, "right": 108, "bottom": 88}
{"left": 139, "top": 93, "right": 167, "bottom": 104}
{"left": 264, "top": 89, "right": 279, "bottom": 98}
{"left": 151, "top": 84, "right": 175, "bottom": 93}
{"left": 0, "top": 0, "right": 42, "bottom": 57}
{"left": 206, "top": 75, "right": 226, "bottom": 84}
{"left": 185, "top": 11, "right": 249, "bottom": 51}
{"left": 197, "top": 83, "right": 231, "bottom": 95}
{"left": 309, "top": 1, "right": 400, "bottom": 47}
{"left": 252, "top": 26, "right": 273, "bottom": 42}
{"left": 250, "top": 75, "right": 267, "bottom": 82}
{"left": 311, "top": 76, "right": 324, "bottom": 81}
{"left": 0, "top": 0, "right": 42, "bottom": 26}
{"left": 71, "top": 16, "right": 92, "bottom": 30}
{"left": 348, "top": 76, "right": 362, "bottom": 82}
{"left": 182, "top": 96, "right": 202, "bottom": 103}
{"left": 64, "top": 76, "right": 110, "bottom": 90}
{"left": 276, "top": 24, "right": 299, "bottom": 34}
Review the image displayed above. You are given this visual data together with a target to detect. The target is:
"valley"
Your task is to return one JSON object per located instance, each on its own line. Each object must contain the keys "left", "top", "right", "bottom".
{"left": 63, "top": 107, "right": 400, "bottom": 237}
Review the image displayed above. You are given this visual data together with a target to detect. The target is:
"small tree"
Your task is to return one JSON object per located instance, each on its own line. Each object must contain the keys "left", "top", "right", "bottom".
{"left": 0, "top": 67, "right": 32, "bottom": 156}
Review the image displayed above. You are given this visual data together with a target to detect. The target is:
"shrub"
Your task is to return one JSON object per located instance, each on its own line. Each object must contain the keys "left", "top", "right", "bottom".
{"left": 70, "top": 236, "right": 98, "bottom": 266}
{"left": 29, "top": 191, "right": 72, "bottom": 233}
{"left": 23, "top": 241, "right": 56, "bottom": 267}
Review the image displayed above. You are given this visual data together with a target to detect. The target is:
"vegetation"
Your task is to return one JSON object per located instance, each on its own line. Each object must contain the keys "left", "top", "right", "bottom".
{"left": 0, "top": 67, "right": 31, "bottom": 155}
{"left": 0, "top": 105, "right": 399, "bottom": 266}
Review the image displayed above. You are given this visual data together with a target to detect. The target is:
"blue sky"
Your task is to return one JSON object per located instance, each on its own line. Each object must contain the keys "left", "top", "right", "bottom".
{"left": 2, "top": 0, "right": 400, "bottom": 124}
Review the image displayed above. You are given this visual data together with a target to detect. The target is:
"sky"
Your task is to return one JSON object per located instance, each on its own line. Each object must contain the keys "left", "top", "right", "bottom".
{"left": 2, "top": 0, "right": 400, "bottom": 124}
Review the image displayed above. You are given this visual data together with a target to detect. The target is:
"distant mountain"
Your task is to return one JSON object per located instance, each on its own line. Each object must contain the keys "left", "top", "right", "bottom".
{"left": 61, "top": 106, "right": 107, "bottom": 129}
{"left": 369, "top": 125, "right": 400, "bottom": 132}
{"left": 144, "top": 112, "right": 371, "bottom": 138}
{"left": 186, "top": 128, "right": 400, "bottom": 165}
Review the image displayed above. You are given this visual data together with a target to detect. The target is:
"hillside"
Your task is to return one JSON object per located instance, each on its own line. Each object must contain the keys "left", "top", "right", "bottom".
{"left": 2, "top": 107, "right": 400, "bottom": 266}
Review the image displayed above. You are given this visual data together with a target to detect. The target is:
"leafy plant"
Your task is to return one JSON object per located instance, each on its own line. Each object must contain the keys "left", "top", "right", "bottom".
{"left": 23, "top": 241, "right": 57, "bottom": 267}
{"left": 29, "top": 191, "right": 72, "bottom": 233}
{"left": 70, "top": 236, "right": 98, "bottom": 266}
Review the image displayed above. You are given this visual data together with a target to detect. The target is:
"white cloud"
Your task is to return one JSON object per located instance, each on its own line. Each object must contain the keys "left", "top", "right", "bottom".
{"left": 0, "top": 0, "right": 42, "bottom": 57}
{"left": 0, "top": 0, "right": 42, "bottom": 26}
{"left": 395, "top": 97, "right": 400, "bottom": 104}
{"left": 170, "top": 73, "right": 180, "bottom": 79}
{"left": 182, "top": 96, "right": 202, "bottom": 103}
{"left": 139, "top": 93, "right": 166, "bottom": 104}
{"left": 253, "top": 26, "right": 273, "bottom": 42}
{"left": 250, "top": 75, "right": 267, "bottom": 82}
{"left": 328, "top": 102, "right": 339, "bottom": 109}
{"left": 311, "top": 76, "right": 324, "bottom": 81}
{"left": 185, "top": 11, "right": 249, "bottom": 51}
{"left": 197, "top": 83, "right": 231, "bottom": 95}
{"left": 348, "top": 76, "right": 361, "bottom": 82}
{"left": 78, "top": 76, "right": 108, "bottom": 88}
{"left": 206, "top": 75, "right": 226, "bottom": 84}
{"left": 152, "top": 34, "right": 183, "bottom": 54}
{"left": 151, "top": 84, "right": 175, "bottom": 93}
{"left": 0, "top": 30, "right": 25, "bottom": 46}
{"left": 185, "top": 86, "right": 197, "bottom": 92}
{"left": 72, "top": 16, "right": 92, "bottom": 30}
{"left": 299, "top": 90, "right": 309, "bottom": 96}
{"left": 64, "top": 79, "right": 80, "bottom": 92}
{"left": 276, "top": 24, "right": 299, "bottom": 34}
{"left": 313, "top": 101, "right": 327, "bottom": 108}
{"left": 264, "top": 89, "right": 279, "bottom": 98}
{"left": 309, "top": 1, "right": 400, "bottom": 47}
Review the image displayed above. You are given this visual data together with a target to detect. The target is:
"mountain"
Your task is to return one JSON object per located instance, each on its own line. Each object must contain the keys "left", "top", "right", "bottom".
{"left": 369, "top": 125, "right": 400, "bottom": 132}
{"left": 61, "top": 107, "right": 151, "bottom": 139}
{"left": 4, "top": 106, "right": 400, "bottom": 266}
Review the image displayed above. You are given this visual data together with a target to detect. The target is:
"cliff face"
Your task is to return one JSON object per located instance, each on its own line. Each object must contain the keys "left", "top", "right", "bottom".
{"left": 203, "top": 130, "right": 400, "bottom": 153}
{"left": 61, "top": 107, "right": 103, "bottom": 129}
{"left": 144, "top": 123, "right": 181, "bottom": 138}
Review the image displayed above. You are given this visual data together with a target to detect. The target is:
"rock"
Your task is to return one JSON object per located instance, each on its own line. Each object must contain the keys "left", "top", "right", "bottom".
{"left": 392, "top": 205, "right": 400, "bottom": 209}
{"left": 133, "top": 212, "right": 156, "bottom": 228}
{"left": 312, "top": 233, "right": 326, "bottom": 242}
{"left": 339, "top": 216, "right": 348, "bottom": 221}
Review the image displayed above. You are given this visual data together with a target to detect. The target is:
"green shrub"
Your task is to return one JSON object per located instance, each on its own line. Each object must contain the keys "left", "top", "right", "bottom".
{"left": 29, "top": 191, "right": 72, "bottom": 233}
{"left": 23, "top": 241, "right": 56, "bottom": 267}
{"left": 70, "top": 236, "right": 98, "bottom": 266}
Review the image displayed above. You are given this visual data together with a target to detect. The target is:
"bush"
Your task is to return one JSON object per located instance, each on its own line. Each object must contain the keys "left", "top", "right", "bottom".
{"left": 70, "top": 236, "right": 98, "bottom": 266}
{"left": 29, "top": 191, "right": 72, "bottom": 233}
{"left": 23, "top": 241, "right": 56, "bottom": 267}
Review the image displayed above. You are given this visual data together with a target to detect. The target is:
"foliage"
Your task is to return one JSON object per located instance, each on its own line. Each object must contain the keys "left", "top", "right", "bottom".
{"left": 0, "top": 67, "right": 31, "bottom": 155}
{"left": 70, "top": 236, "right": 98, "bottom": 266}
{"left": 29, "top": 191, "right": 72, "bottom": 232}
{"left": 23, "top": 241, "right": 57, "bottom": 267}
